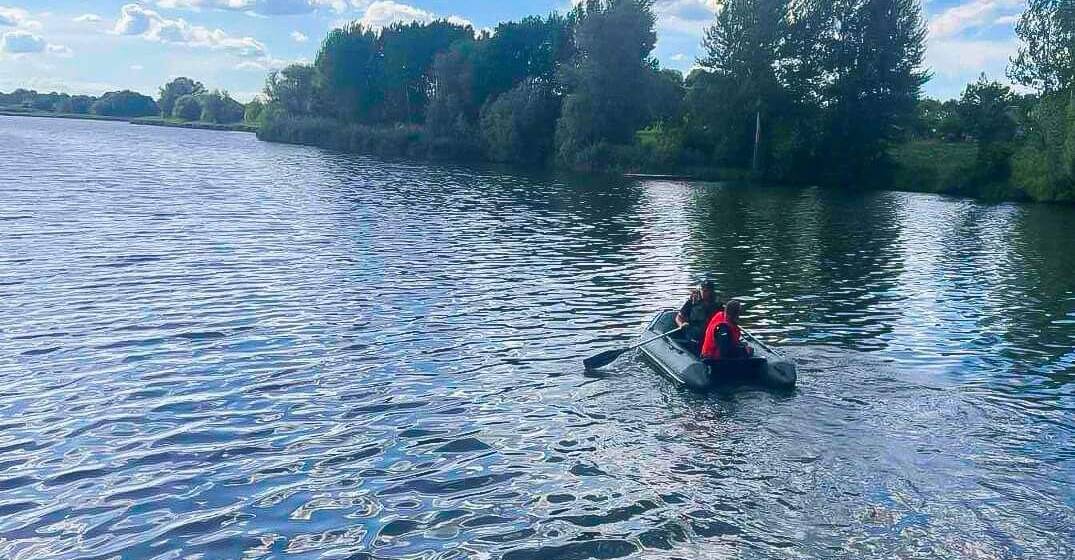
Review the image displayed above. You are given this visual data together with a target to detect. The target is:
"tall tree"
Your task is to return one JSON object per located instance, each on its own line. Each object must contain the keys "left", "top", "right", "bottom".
{"left": 379, "top": 20, "right": 475, "bottom": 124}
{"left": 316, "top": 23, "right": 382, "bottom": 123}
{"left": 264, "top": 64, "right": 320, "bottom": 116}
{"left": 1009, "top": 0, "right": 1075, "bottom": 93}
{"left": 90, "top": 90, "right": 159, "bottom": 117}
{"left": 555, "top": 0, "right": 659, "bottom": 162}
{"left": 819, "top": 0, "right": 929, "bottom": 182}
{"left": 158, "top": 77, "right": 205, "bottom": 118}
{"left": 427, "top": 13, "right": 574, "bottom": 129}
{"left": 697, "top": 0, "right": 792, "bottom": 171}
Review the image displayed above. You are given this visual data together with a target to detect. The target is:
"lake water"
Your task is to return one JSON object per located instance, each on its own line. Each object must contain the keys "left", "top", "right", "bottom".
{"left": 1, "top": 115, "right": 1073, "bottom": 559}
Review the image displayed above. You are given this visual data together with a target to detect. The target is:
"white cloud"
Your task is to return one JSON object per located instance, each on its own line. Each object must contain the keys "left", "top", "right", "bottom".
{"left": 155, "top": 0, "right": 343, "bottom": 15}
{"left": 46, "top": 43, "right": 73, "bottom": 57}
{"left": 928, "top": 0, "right": 1022, "bottom": 39}
{"left": 670, "top": 53, "right": 688, "bottom": 62}
{"left": 73, "top": 13, "right": 102, "bottom": 23}
{"left": 1, "top": 29, "right": 42, "bottom": 52}
{"left": 926, "top": 38, "right": 1017, "bottom": 78}
{"left": 357, "top": 1, "right": 472, "bottom": 30}
{"left": 113, "top": 3, "right": 270, "bottom": 61}
{"left": 654, "top": 0, "right": 718, "bottom": 37}
{"left": 1, "top": 29, "right": 70, "bottom": 57}
{"left": 360, "top": 1, "right": 433, "bottom": 28}
{"left": 130, "top": 64, "right": 144, "bottom": 70}
{"left": 0, "top": 6, "right": 39, "bottom": 29}
{"left": 290, "top": 30, "right": 308, "bottom": 42}
{"left": 234, "top": 56, "right": 293, "bottom": 70}
{"left": 446, "top": 15, "right": 474, "bottom": 29}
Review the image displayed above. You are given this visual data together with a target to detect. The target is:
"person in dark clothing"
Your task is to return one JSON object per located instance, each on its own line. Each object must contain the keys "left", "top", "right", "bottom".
{"left": 675, "top": 279, "right": 722, "bottom": 354}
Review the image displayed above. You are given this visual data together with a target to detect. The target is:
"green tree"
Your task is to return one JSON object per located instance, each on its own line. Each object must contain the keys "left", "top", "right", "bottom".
{"left": 1009, "top": 0, "right": 1075, "bottom": 92}
{"left": 57, "top": 95, "right": 96, "bottom": 114}
{"left": 555, "top": 0, "right": 659, "bottom": 164}
{"left": 818, "top": 0, "right": 929, "bottom": 183}
{"left": 193, "top": 90, "right": 244, "bottom": 123}
{"left": 426, "top": 13, "right": 574, "bottom": 131}
{"left": 173, "top": 94, "right": 202, "bottom": 121}
{"left": 692, "top": 0, "right": 827, "bottom": 176}
{"left": 91, "top": 90, "right": 159, "bottom": 117}
{"left": 957, "top": 75, "right": 1017, "bottom": 144}
{"left": 937, "top": 99, "right": 965, "bottom": 140}
{"left": 216, "top": 92, "right": 246, "bottom": 123}
{"left": 480, "top": 79, "right": 562, "bottom": 164}
{"left": 159, "top": 77, "right": 206, "bottom": 118}
{"left": 473, "top": 15, "right": 574, "bottom": 104}
{"left": 244, "top": 99, "right": 265, "bottom": 123}
{"left": 1006, "top": 0, "right": 1075, "bottom": 200}
{"left": 264, "top": 63, "right": 320, "bottom": 116}
{"left": 315, "top": 23, "right": 382, "bottom": 122}
{"left": 379, "top": 20, "right": 475, "bottom": 124}
{"left": 956, "top": 75, "right": 1019, "bottom": 184}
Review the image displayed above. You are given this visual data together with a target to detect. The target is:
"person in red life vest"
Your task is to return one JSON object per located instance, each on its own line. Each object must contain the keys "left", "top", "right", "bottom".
{"left": 701, "top": 299, "right": 753, "bottom": 360}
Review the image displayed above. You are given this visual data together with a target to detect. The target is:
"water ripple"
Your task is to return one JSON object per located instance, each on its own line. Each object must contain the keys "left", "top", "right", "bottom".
{"left": 0, "top": 116, "right": 1073, "bottom": 558}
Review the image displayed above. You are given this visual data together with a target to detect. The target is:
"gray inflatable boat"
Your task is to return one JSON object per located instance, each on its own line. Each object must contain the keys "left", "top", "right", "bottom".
{"left": 638, "top": 309, "right": 797, "bottom": 390}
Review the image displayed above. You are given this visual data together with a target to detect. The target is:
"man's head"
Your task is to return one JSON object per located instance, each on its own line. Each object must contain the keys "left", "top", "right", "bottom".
{"left": 725, "top": 299, "right": 742, "bottom": 323}
{"left": 700, "top": 279, "right": 715, "bottom": 301}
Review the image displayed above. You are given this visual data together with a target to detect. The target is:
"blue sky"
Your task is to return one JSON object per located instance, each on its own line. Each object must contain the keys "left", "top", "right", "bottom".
{"left": 0, "top": 0, "right": 1027, "bottom": 101}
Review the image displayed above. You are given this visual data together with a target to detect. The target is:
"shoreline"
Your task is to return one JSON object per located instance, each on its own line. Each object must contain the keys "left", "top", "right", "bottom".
{"left": 129, "top": 117, "right": 256, "bottom": 133}
{"left": 0, "top": 110, "right": 128, "bottom": 122}
{"left": 0, "top": 110, "right": 256, "bottom": 132}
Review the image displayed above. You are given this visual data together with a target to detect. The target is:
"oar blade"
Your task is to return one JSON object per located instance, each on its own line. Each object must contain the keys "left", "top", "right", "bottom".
{"left": 583, "top": 348, "right": 627, "bottom": 370}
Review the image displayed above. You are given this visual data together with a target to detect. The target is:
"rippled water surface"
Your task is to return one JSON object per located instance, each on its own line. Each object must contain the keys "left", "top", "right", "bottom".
{"left": 2, "top": 116, "right": 1074, "bottom": 559}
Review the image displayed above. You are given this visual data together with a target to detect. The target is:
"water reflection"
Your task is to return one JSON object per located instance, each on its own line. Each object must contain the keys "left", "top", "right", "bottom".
{"left": 0, "top": 116, "right": 1072, "bottom": 559}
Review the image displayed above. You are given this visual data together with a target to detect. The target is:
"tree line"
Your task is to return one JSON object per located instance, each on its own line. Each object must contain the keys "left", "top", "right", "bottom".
{"left": 255, "top": 0, "right": 928, "bottom": 187}
{"left": 0, "top": 89, "right": 160, "bottom": 118}
{"left": 0, "top": 78, "right": 251, "bottom": 125}
{"left": 252, "top": 0, "right": 1075, "bottom": 202}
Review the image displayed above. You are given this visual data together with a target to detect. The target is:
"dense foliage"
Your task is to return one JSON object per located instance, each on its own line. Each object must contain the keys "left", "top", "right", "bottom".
{"left": 1, "top": 78, "right": 253, "bottom": 126}
{"left": 159, "top": 77, "right": 206, "bottom": 119}
{"left": 0, "top": 89, "right": 99, "bottom": 114}
{"left": 894, "top": 1, "right": 1075, "bottom": 201}
{"left": 90, "top": 91, "right": 159, "bottom": 117}
{"left": 257, "top": 0, "right": 935, "bottom": 190}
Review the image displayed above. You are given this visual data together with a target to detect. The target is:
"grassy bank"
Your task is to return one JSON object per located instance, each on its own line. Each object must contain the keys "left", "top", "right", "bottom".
{"left": 257, "top": 116, "right": 481, "bottom": 161}
{"left": 890, "top": 140, "right": 980, "bottom": 194}
{"left": 257, "top": 115, "right": 754, "bottom": 181}
{"left": 0, "top": 109, "right": 256, "bottom": 133}
{"left": 130, "top": 117, "right": 256, "bottom": 132}
{"left": 0, "top": 109, "right": 129, "bottom": 122}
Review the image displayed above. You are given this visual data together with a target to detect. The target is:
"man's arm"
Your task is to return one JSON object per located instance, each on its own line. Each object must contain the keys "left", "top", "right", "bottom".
{"left": 675, "top": 295, "right": 696, "bottom": 328}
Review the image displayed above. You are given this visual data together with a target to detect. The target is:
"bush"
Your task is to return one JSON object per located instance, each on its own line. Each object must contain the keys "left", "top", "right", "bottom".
{"left": 56, "top": 95, "right": 95, "bottom": 114}
{"left": 173, "top": 94, "right": 202, "bottom": 121}
{"left": 178, "top": 91, "right": 247, "bottom": 124}
{"left": 90, "top": 90, "right": 159, "bottom": 117}
{"left": 244, "top": 99, "right": 264, "bottom": 124}
{"left": 480, "top": 80, "right": 561, "bottom": 165}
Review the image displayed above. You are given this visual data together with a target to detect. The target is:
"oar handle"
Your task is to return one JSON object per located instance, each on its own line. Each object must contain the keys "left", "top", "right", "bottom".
{"left": 741, "top": 328, "right": 779, "bottom": 356}
{"left": 630, "top": 324, "right": 685, "bottom": 350}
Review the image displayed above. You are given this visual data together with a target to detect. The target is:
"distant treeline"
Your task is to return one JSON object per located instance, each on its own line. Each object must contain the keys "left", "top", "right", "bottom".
{"left": 251, "top": 0, "right": 1075, "bottom": 202}
{"left": 0, "top": 89, "right": 159, "bottom": 118}
{"left": 0, "top": 78, "right": 255, "bottom": 125}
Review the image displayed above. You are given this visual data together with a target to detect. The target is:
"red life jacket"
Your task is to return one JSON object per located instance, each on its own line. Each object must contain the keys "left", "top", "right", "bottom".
{"left": 700, "top": 311, "right": 742, "bottom": 359}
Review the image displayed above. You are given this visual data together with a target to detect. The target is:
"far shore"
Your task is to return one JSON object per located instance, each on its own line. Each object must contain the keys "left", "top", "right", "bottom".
{"left": 0, "top": 110, "right": 256, "bottom": 132}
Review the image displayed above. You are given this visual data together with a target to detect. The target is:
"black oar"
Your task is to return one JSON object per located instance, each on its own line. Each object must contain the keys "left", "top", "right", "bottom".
{"left": 584, "top": 325, "right": 685, "bottom": 370}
